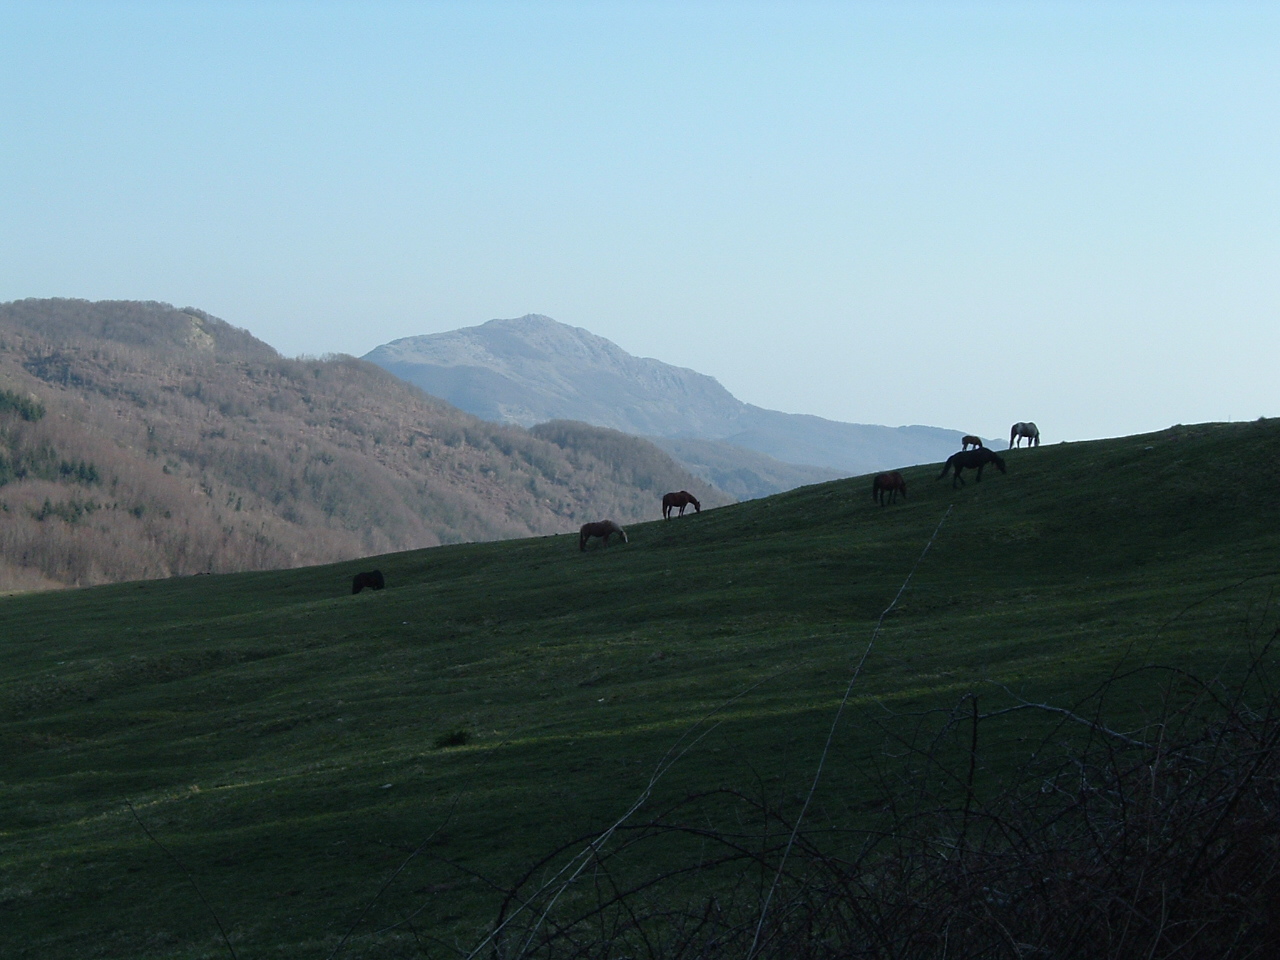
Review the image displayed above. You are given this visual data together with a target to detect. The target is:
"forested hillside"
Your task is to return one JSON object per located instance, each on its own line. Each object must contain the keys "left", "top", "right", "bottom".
{"left": 0, "top": 299, "right": 727, "bottom": 591}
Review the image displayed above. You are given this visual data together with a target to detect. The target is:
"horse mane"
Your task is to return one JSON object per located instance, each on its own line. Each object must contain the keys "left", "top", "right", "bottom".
{"left": 580, "top": 519, "right": 628, "bottom": 549}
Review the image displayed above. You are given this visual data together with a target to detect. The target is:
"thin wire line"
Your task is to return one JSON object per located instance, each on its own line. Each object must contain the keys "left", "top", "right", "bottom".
{"left": 747, "top": 504, "right": 953, "bottom": 959}
{"left": 466, "top": 671, "right": 786, "bottom": 960}
{"left": 126, "top": 799, "right": 240, "bottom": 960}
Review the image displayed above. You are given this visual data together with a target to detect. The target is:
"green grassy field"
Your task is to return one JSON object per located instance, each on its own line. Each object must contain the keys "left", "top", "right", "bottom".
{"left": 3, "top": 420, "right": 1280, "bottom": 959}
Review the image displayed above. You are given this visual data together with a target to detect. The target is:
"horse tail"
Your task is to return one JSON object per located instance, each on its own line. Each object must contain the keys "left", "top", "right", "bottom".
{"left": 936, "top": 459, "right": 953, "bottom": 482}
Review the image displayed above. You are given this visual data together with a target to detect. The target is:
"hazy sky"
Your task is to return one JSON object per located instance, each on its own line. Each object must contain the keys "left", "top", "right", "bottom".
{"left": 2, "top": 2, "right": 1276, "bottom": 443}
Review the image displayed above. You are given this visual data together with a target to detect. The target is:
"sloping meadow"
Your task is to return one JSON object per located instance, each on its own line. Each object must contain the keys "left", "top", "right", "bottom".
{"left": 3, "top": 420, "right": 1280, "bottom": 958}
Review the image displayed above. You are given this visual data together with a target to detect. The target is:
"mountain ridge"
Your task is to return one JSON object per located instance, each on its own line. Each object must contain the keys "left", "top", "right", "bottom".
{"left": 368, "top": 314, "right": 753, "bottom": 437}
{"left": 364, "top": 314, "right": 966, "bottom": 477}
{"left": 0, "top": 299, "right": 727, "bottom": 590}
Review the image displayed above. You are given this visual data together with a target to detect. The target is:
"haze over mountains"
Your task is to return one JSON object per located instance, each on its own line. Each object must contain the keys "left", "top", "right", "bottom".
{"left": 0, "top": 299, "right": 973, "bottom": 591}
{"left": 364, "top": 315, "right": 965, "bottom": 486}
{"left": 0, "top": 299, "right": 723, "bottom": 591}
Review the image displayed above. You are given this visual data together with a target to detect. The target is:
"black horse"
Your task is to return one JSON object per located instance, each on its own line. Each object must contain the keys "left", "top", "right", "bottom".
{"left": 936, "top": 449, "right": 1006, "bottom": 488}
{"left": 352, "top": 570, "right": 385, "bottom": 594}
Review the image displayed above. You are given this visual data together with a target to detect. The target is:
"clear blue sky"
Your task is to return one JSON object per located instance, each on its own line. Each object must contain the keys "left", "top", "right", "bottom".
{"left": 2, "top": 1, "right": 1276, "bottom": 443}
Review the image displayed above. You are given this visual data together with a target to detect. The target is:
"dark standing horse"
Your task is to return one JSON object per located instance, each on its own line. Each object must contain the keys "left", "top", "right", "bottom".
{"left": 1009, "top": 422, "right": 1040, "bottom": 448}
{"left": 961, "top": 435, "right": 984, "bottom": 450}
{"left": 662, "top": 491, "right": 701, "bottom": 519}
{"left": 937, "top": 449, "right": 1006, "bottom": 488}
{"left": 872, "top": 471, "right": 907, "bottom": 505}
{"left": 580, "top": 520, "right": 628, "bottom": 551}
{"left": 352, "top": 570, "right": 385, "bottom": 594}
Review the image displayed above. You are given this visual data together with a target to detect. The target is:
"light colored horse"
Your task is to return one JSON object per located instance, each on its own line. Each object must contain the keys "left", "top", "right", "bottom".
{"left": 579, "top": 520, "right": 628, "bottom": 551}
{"left": 1009, "top": 422, "right": 1040, "bottom": 448}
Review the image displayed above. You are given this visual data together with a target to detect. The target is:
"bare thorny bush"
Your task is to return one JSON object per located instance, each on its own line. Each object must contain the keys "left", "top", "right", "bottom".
{"left": 473, "top": 634, "right": 1280, "bottom": 960}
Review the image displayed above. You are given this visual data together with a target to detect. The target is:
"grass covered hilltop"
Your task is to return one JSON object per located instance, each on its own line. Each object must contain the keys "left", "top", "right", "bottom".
{"left": 4, "top": 420, "right": 1280, "bottom": 959}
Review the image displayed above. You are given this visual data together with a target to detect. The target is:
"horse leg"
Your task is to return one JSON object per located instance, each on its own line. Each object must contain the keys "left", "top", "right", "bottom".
{"left": 976, "top": 464, "right": 985, "bottom": 482}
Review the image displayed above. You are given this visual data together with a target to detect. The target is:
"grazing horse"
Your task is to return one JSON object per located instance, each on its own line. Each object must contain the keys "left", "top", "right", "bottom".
{"left": 1009, "top": 422, "right": 1040, "bottom": 448}
{"left": 961, "top": 435, "right": 984, "bottom": 450}
{"left": 872, "top": 471, "right": 907, "bottom": 505}
{"left": 662, "top": 490, "right": 701, "bottom": 519}
{"left": 351, "top": 569, "right": 385, "bottom": 594}
{"left": 580, "top": 520, "right": 628, "bottom": 551}
{"left": 937, "top": 449, "right": 1006, "bottom": 488}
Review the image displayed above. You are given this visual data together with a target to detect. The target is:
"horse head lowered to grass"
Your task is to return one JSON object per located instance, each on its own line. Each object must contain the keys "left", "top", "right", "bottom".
{"left": 937, "top": 448, "right": 1006, "bottom": 488}
{"left": 579, "top": 520, "right": 628, "bottom": 551}
{"left": 351, "top": 570, "right": 385, "bottom": 594}
{"left": 662, "top": 491, "right": 700, "bottom": 519}
{"left": 872, "top": 471, "right": 907, "bottom": 506}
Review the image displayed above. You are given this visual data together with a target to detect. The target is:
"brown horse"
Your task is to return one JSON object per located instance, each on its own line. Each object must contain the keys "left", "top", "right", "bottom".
{"left": 662, "top": 490, "right": 701, "bottom": 519}
{"left": 580, "top": 520, "right": 628, "bottom": 551}
{"left": 937, "top": 448, "right": 1006, "bottom": 488}
{"left": 961, "top": 435, "right": 984, "bottom": 450}
{"left": 872, "top": 471, "right": 907, "bottom": 505}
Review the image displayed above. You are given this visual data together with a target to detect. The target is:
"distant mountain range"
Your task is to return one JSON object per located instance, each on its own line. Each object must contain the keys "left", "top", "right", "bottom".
{"left": 0, "top": 299, "right": 725, "bottom": 591}
{"left": 364, "top": 315, "right": 965, "bottom": 484}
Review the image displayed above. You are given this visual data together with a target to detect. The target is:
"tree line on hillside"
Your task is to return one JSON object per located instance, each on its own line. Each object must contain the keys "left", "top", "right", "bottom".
{"left": 0, "top": 299, "right": 728, "bottom": 591}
